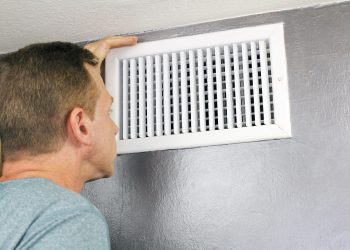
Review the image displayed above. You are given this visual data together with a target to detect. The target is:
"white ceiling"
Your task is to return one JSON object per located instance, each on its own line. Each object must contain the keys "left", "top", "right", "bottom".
{"left": 0, "top": 0, "right": 347, "bottom": 54}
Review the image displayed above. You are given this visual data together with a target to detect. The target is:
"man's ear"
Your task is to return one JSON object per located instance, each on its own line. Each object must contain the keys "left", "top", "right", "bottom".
{"left": 66, "top": 107, "right": 93, "bottom": 146}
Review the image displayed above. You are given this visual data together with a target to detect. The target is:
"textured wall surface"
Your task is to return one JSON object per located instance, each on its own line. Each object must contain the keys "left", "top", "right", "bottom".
{"left": 82, "top": 3, "right": 350, "bottom": 249}
{"left": 0, "top": 0, "right": 349, "bottom": 54}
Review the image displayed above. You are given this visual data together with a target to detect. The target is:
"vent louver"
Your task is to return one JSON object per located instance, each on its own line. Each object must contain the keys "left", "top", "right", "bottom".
{"left": 106, "top": 23, "right": 291, "bottom": 154}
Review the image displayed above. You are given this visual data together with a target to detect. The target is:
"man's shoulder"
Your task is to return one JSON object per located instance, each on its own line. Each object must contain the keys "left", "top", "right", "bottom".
{"left": 0, "top": 177, "right": 108, "bottom": 230}
{"left": 1, "top": 177, "right": 95, "bottom": 208}
{"left": 0, "top": 178, "right": 110, "bottom": 249}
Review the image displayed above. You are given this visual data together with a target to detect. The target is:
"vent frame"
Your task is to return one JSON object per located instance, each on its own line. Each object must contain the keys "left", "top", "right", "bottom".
{"left": 106, "top": 23, "right": 291, "bottom": 154}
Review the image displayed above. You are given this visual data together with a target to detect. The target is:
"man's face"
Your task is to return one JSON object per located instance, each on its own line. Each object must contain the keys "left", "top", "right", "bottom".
{"left": 85, "top": 64, "right": 119, "bottom": 177}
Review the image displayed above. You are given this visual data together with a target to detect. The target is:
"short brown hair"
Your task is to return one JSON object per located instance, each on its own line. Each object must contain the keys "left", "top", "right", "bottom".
{"left": 0, "top": 42, "right": 99, "bottom": 164}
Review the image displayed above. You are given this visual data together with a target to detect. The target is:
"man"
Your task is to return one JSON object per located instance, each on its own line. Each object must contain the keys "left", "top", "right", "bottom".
{"left": 0, "top": 36, "right": 137, "bottom": 249}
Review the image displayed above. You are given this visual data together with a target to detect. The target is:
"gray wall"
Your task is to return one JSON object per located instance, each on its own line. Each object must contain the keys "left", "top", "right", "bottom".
{"left": 82, "top": 3, "right": 350, "bottom": 249}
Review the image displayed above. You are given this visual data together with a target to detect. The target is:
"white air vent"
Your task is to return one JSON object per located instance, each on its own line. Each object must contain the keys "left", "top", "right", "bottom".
{"left": 106, "top": 23, "right": 291, "bottom": 154}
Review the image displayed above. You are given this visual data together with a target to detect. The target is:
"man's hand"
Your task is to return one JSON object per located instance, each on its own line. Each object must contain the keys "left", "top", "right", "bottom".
{"left": 84, "top": 36, "right": 138, "bottom": 69}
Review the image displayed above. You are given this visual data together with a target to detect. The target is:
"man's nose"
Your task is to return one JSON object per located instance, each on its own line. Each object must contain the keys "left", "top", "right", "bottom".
{"left": 114, "top": 123, "right": 119, "bottom": 135}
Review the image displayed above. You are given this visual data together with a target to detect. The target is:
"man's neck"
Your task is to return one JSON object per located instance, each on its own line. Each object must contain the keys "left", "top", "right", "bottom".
{"left": 0, "top": 150, "right": 87, "bottom": 193}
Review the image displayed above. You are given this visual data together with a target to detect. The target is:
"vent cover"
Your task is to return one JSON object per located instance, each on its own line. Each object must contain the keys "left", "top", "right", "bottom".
{"left": 106, "top": 23, "right": 291, "bottom": 154}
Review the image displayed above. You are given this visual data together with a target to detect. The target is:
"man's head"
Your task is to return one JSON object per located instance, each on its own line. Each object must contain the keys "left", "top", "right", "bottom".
{"left": 0, "top": 36, "right": 136, "bottom": 190}
{"left": 0, "top": 42, "right": 100, "bottom": 163}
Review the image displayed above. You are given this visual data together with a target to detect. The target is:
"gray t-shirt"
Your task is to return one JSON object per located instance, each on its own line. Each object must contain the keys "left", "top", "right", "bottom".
{"left": 0, "top": 177, "right": 110, "bottom": 250}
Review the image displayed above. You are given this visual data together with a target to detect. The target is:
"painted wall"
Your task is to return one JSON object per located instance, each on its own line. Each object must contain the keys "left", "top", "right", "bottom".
{"left": 82, "top": 3, "right": 350, "bottom": 249}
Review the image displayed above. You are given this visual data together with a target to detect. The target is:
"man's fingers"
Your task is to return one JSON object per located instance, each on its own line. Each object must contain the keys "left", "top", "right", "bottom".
{"left": 103, "top": 36, "right": 138, "bottom": 48}
{"left": 89, "top": 41, "right": 110, "bottom": 63}
{"left": 84, "top": 36, "right": 138, "bottom": 67}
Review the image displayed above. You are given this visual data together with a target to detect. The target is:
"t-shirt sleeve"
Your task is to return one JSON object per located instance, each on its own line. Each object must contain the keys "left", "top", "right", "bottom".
{"left": 17, "top": 208, "right": 111, "bottom": 250}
